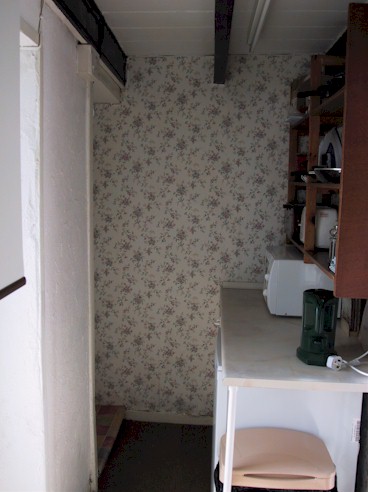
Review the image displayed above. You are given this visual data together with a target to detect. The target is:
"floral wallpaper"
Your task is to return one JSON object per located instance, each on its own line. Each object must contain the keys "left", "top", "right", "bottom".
{"left": 94, "top": 55, "right": 308, "bottom": 416}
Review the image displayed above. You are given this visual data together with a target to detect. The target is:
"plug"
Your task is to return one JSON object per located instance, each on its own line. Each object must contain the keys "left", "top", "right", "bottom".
{"left": 326, "top": 355, "right": 344, "bottom": 371}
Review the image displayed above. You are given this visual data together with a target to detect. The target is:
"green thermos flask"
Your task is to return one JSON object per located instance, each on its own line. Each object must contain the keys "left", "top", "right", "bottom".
{"left": 297, "top": 289, "right": 339, "bottom": 366}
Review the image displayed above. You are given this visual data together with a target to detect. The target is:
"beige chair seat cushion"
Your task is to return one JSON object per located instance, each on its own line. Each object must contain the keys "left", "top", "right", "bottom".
{"left": 219, "top": 427, "right": 336, "bottom": 490}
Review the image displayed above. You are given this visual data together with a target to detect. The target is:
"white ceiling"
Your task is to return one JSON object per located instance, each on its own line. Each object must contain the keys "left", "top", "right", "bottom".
{"left": 94, "top": 0, "right": 353, "bottom": 57}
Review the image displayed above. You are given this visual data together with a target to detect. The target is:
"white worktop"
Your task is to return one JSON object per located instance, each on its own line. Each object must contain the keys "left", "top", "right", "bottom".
{"left": 220, "top": 288, "right": 368, "bottom": 392}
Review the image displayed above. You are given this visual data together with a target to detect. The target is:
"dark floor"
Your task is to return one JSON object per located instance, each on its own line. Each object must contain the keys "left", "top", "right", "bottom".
{"left": 98, "top": 420, "right": 213, "bottom": 492}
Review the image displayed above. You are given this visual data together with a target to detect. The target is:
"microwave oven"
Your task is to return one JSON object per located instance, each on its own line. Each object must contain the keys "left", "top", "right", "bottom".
{"left": 263, "top": 245, "right": 334, "bottom": 316}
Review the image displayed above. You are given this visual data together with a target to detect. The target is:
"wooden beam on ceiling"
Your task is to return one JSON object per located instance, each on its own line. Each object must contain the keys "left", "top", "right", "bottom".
{"left": 214, "top": 0, "right": 235, "bottom": 84}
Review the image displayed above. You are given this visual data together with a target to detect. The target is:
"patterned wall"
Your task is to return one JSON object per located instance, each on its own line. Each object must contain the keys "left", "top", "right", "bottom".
{"left": 94, "top": 55, "right": 308, "bottom": 416}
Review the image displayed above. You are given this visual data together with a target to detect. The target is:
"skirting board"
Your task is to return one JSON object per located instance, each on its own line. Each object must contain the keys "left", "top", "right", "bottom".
{"left": 222, "top": 281, "right": 263, "bottom": 290}
{"left": 125, "top": 410, "right": 213, "bottom": 426}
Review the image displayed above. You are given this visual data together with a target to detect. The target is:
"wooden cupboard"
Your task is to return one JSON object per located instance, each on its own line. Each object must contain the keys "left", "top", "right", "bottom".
{"left": 286, "top": 3, "right": 368, "bottom": 299}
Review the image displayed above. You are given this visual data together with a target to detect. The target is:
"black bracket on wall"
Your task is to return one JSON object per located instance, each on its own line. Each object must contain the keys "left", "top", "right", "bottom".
{"left": 214, "top": 0, "right": 235, "bottom": 84}
{"left": 0, "top": 277, "right": 26, "bottom": 301}
{"left": 51, "top": 0, "right": 127, "bottom": 86}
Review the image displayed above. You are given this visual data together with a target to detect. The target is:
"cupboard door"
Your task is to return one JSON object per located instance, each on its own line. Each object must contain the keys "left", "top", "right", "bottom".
{"left": 335, "top": 3, "right": 368, "bottom": 298}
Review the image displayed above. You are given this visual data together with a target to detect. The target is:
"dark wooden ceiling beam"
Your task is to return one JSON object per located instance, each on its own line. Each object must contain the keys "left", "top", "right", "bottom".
{"left": 214, "top": 0, "right": 235, "bottom": 84}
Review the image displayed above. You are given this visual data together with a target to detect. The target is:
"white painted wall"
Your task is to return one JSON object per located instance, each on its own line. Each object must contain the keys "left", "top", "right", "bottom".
{"left": 0, "top": 1, "right": 24, "bottom": 291}
{"left": 41, "top": 5, "right": 96, "bottom": 491}
{"left": 0, "top": 1, "right": 96, "bottom": 491}
{"left": 0, "top": 3, "right": 46, "bottom": 490}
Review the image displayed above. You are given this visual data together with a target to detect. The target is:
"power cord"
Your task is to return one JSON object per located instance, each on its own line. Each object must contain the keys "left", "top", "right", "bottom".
{"left": 326, "top": 350, "right": 368, "bottom": 376}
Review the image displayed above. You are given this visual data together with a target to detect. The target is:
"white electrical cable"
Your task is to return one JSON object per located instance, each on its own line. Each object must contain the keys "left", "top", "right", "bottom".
{"left": 340, "top": 351, "right": 368, "bottom": 377}
{"left": 349, "top": 349, "right": 368, "bottom": 366}
{"left": 348, "top": 364, "right": 368, "bottom": 377}
{"left": 327, "top": 350, "right": 368, "bottom": 376}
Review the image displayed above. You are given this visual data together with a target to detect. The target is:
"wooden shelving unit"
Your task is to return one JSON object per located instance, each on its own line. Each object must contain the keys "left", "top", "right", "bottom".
{"left": 288, "top": 237, "right": 333, "bottom": 280}
{"left": 286, "top": 4, "right": 368, "bottom": 298}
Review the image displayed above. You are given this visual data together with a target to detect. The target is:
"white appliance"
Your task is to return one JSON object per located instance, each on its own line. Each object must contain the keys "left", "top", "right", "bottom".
{"left": 318, "top": 126, "right": 343, "bottom": 168}
{"left": 300, "top": 206, "right": 338, "bottom": 248}
{"left": 263, "top": 245, "right": 334, "bottom": 316}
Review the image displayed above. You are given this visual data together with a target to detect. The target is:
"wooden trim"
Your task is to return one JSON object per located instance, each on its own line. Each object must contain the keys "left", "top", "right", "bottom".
{"left": 0, "top": 277, "right": 26, "bottom": 300}
{"left": 308, "top": 56, "right": 322, "bottom": 170}
{"left": 303, "top": 184, "right": 317, "bottom": 261}
{"left": 214, "top": 0, "right": 235, "bottom": 84}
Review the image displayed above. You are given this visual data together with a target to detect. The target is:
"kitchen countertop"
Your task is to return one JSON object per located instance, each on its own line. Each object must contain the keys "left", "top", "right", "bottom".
{"left": 220, "top": 288, "right": 368, "bottom": 392}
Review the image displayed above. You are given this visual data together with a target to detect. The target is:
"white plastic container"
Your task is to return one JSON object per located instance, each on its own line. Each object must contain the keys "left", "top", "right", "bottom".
{"left": 300, "top": 206, "right": 338, "bottom": 248}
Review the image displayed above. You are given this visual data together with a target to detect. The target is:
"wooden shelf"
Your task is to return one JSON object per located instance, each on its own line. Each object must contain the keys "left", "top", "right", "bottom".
{"left": 286, "top": 6, "right": 368, "bottom": 298}
{"left": 290, "top": 114, "right": 308, "bottom": 130}
{"left": 319, "top": 116, "right": 344, "bottom": 128}
{"left": 289, "top": 182, "right": 340, "bottom": 190}
{"left": 312, "top": 87, "right": 344, "bottom": 116}
{"left": 310, "top": 182, "right": 340, "bottom": 191}
{"left": 288, "top": 181, "right": 339, "bottom": 191}
{"left": 283, "top": 202, "right": 305, "bottom": 209}
{"left": 304, "top": 250, "right": 334, "bottom": 279}
{"left": 290, "top": 113, "right": 343, "bottom": 132}
{"left": 287, "top": 237, "right": 334, "bottom": 281}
